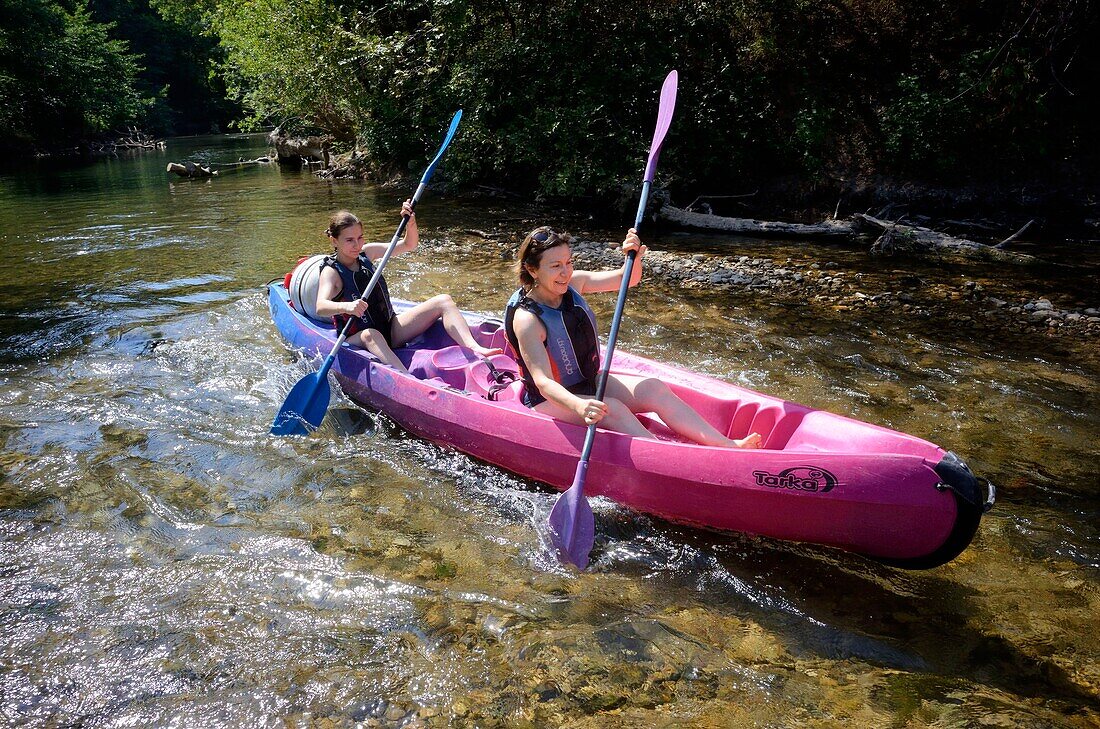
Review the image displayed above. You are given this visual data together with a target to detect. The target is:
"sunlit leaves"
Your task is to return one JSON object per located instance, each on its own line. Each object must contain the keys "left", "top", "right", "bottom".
{"left": 0, "top": 0, "right": 149, "bottom": 146}
{"left": 208, "top": 0, "right": 1098, "bottom": 192}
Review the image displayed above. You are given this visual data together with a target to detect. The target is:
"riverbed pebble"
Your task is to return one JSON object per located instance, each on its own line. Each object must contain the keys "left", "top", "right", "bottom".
{"left": 438, "top": 229, "right": 1097, "bottom": 345}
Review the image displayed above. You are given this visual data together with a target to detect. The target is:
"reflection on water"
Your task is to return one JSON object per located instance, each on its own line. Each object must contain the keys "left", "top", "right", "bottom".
{"left": 0, "top": 136, "right": 1098, "bottom": 726}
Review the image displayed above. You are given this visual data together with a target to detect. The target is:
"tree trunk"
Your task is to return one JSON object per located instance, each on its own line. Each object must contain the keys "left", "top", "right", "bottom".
{"left": 657, "top": 205, "right": 857, "bottom": 240}
{"left": 852, "top": 214, "right": 1037, "bottom": 264}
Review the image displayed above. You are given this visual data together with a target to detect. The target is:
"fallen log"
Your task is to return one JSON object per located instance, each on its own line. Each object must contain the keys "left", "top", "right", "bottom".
{"left": 657, "top": 205, "right": 858, "bottom": 240}
{"left": 215, "top": 156, "right": 274, "bottom": 166}
{"left": 852, "top": 214, "right": 1037, "bottom": 264}
{"left": 166, "top": 161, "right": 217, "bottom": 178}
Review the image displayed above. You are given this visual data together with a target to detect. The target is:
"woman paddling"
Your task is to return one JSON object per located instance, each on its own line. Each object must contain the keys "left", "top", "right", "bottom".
{"left": 314, "top": 203, "right": 501, "bottom": 372}
{"left": 504, "top": 226, "right": 762, "bottom": 448}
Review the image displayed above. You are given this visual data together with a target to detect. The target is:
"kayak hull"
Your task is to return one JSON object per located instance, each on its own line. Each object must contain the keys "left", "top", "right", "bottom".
{"left": 268, "top": 282, "right": 990, "bottom": 568}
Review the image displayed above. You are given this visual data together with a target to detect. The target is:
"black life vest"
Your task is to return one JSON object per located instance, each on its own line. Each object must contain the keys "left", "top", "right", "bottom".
{"left": 504, "top": 286, "right": 599, "bottom": 405}
{"left": 323, "top": 253, "right": 395, "bottom": 344}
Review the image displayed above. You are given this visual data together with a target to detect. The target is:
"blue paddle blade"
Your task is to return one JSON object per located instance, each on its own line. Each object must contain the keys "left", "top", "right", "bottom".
{"left": 421, "top": 109, "right": 462, "bottom": 185}
{"left": 547, "top": 464, "right": 596, "bottom": 569}
{"left": 270, "top": 371, "right": 331, "bottom": 435}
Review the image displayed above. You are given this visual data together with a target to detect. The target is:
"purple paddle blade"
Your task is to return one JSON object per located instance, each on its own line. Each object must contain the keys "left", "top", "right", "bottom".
{"left": 547, "top": 462, "right": 595, "bottom": 569}
{"left": 642, "top": 70, "right": 678, "bottom": 183}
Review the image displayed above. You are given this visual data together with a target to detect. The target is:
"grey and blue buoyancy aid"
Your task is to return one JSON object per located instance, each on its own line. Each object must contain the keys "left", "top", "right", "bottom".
{"left": 324, "top": 253, "right": 396, "bottom": 343}
{"left": 504, "top": 286, "right": 600, "bottom": 406}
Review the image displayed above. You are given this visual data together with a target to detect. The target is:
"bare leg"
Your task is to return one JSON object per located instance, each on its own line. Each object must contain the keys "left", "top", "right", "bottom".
{"left": 606, "top": 375, "right": 763, "bottom": 448}
{"left": 351, "top": 328, "right": 407, "bottom": 372}
{"left": 390, "top": 294, "right": 502, "bottom": 357}
{"left": 533, "top": 395, "right": 655, "bottom": 438}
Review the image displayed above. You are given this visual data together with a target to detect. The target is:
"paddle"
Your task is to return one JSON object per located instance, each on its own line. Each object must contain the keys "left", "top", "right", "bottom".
{"left": 271, "top": 110, "right": 464, "bottom": 436}
{"left": 547, "top": 71, "right": 679, "bottom": 569}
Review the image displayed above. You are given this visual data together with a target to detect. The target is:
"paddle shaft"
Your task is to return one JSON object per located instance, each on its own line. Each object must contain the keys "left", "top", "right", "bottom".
{"left": 547, "top": 71, "right": 676, "bottom": 567}
{"left": 575, "top": 179, "right": 652, "bottom": 464}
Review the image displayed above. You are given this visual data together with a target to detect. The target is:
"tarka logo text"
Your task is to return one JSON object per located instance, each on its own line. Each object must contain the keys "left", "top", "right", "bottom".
{"left": 752, "top": 466, "right": 838, "bottom": 493}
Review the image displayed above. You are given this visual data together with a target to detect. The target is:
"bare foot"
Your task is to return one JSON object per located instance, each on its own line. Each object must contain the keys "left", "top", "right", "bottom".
{"left": 472, "top": 344, "right": 504, "bottom": 358}
{"left": 733, "top": 432, "right": 763, "bottom": 449}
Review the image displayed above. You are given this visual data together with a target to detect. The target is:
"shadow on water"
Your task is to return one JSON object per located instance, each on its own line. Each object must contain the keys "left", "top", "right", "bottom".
{"left": 322, "top": 397, "right": 1099, "bottom": 713}
{"left": 589, "top": 511, "right": 1100, "bottom": 710}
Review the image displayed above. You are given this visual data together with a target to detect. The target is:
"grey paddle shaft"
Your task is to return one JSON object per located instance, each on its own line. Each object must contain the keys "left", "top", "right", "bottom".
{"left": 339, "top": 183, "right": 425, "bottom": 339}
{"left": 547, "top": 72, "right": 675, "bottom": 567}
{"left": 576, "top": 178, "right": 651, "bottom": 463}
{"left": 358, "top": 181, "right": 425, "bottom": 300}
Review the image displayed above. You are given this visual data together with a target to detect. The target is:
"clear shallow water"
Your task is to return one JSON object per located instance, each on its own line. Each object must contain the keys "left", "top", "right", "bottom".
{"left": 1, "top": 136, "right": 1098, "bottom": 727}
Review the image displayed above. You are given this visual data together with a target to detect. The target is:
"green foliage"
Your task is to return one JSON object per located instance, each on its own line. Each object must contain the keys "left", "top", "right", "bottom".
{"left": 89, "top": 0, "right": 238, "bottom": 135}
{"left": 213, "top": 0, "right": 356, "bottom": 135}
{"left": 207, "top": 0, "right": 1097, "bottom": 195}
{"left": 0, "top": 0, "right": 150, "bottom": 147}
{"left": 9, "top": 0, "right": 1086, "bottom": 189}
{"left": 880, "top": 74, "right": 959, "bottom": 173}
{"left": 0, "top": 0, "right": 236, "bottom": 151}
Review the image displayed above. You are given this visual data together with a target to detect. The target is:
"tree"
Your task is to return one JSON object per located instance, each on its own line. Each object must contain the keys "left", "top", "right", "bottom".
{"left": 89, "top": 0, "right": 237, "bottom": 135}
{"left": 0, "top": 0, "right": 150, "bottom": 151}
{"left": 205, "top": 0, "right": 1100, "bottom": 196}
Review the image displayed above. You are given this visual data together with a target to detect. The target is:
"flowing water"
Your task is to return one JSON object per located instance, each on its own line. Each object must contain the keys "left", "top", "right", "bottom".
{"left": 1, "top": 135, "right": 1098, "bottom": 727}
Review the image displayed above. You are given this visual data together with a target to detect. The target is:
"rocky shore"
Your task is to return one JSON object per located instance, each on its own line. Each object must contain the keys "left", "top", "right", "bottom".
{"left": 437, "top": 229, "right": 1100, "bottom": 350}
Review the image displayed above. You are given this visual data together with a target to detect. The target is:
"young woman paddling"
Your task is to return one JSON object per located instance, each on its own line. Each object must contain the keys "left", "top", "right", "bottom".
{"left": 314, "top": 202, "right": 501, "bottom": 371}
{"left": 504, "top": 226, "right": 762, "bottom": 448}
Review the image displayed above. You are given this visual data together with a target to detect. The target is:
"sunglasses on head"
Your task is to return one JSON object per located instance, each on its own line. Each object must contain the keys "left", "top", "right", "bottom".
{"left": 529, "top": 228, "right": 572, "bottom": 246}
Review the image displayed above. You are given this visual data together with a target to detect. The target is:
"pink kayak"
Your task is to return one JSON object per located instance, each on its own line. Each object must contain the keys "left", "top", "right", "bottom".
{"left": 268, "top": 280, "right": 994, "bottom": 568}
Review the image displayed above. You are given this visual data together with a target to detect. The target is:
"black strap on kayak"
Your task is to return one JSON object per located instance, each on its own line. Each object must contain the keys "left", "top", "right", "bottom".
{"left": 484, "top": 359, "right": 518, "bottom": 401}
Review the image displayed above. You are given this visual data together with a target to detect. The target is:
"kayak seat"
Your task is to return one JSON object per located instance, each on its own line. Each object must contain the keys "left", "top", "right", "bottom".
{"left": 634, "top": 413, "right": 687, "bottom": 442}
{"left": 728, "top": 402, "right": 808, "bottom": 450}
{"left": 727, "top": 402, "right": 759, "bottom": 440}
{"left": 463, "top": 354, "right": 524, "bottom": 401}
{"left": 662, "top": 382, "right": 733, "bottom": 434}
{"left": 762, "top": 410, "right": 806, "bottom": 449}
{"left": 484, "top": 378, "right": 526, "bottom": 403}
{"left": 748, "top": 407, "right": 779, "bottom": 444}
{"left": 473, "top": 320, "right": 511, "bottom": 352}
{"left": 404, "top": 345, "right": 525, "bottom": 401}
{"left": 405, "top": 347, "right": 468, "bottom": 389}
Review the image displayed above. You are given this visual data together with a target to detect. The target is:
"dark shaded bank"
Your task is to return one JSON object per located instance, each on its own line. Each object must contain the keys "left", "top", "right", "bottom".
{"left": 314, "top": 141, "right": 1100, "bottom": 357}
{"left": 665, "top": 176, "right": 1100, "bottom": 245}
{"left": 217, "top": 1, "right": 1100, "bottom": 213}
{"left": 319, "top": 143, "right": 1100, "bottom": 247}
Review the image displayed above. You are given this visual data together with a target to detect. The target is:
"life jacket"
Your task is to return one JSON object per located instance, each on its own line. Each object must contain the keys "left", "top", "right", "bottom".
{"left": 323, "top": 253, "right": 395, "bottom": 343}
{"left": 504, "top": 286, "right": 599, "bottom": 404}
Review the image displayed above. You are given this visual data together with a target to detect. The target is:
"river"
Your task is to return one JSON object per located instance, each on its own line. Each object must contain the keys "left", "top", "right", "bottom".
{"left": 1, "top": 134, "right": 1097, "bottom": 727}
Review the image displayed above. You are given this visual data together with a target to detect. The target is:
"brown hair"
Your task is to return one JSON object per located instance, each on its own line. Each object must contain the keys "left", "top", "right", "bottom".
{"left": 325, "top": 210, "right": 361, "bottom": 241}
{"left": 515, "top": 226, "right": 574, "bottom": 288}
